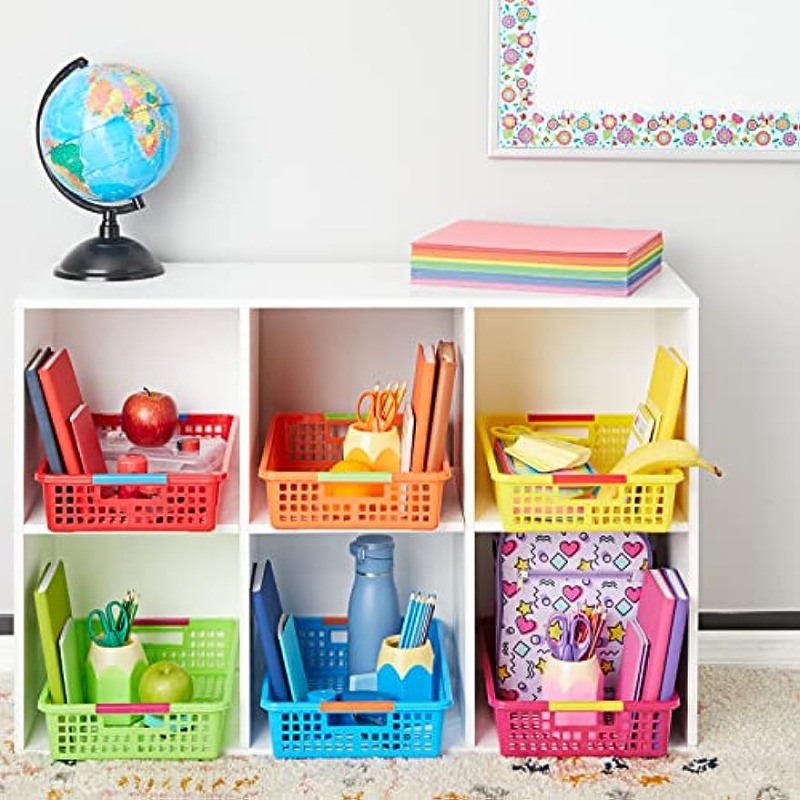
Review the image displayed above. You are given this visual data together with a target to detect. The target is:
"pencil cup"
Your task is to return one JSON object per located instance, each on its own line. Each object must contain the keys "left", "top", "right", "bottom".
{"left": 86, "top": 635, "right": 149, "bottom": 726}
{"left": 376, "top": 634, "right": 435, "bottom": 701}
{"left": 343, "top": 424, "right": 401, "bottom": 472}
{"left": 541, "top": 655, "right": 603, "bottom": 726}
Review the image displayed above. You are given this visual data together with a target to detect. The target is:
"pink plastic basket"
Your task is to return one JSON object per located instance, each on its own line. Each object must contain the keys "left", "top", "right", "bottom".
{"left": 481, "top": 624, "right": 679, "bottom": 758}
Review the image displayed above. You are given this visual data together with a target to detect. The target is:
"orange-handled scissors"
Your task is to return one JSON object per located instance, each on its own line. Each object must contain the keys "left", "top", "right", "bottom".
{"left": 356, "top": 386, "right": 398, "bottom": 432}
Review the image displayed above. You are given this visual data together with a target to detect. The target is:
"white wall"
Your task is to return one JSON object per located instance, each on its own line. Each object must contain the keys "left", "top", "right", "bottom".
{"left": 1, "top": 1, "right": 797, "bottom": 613}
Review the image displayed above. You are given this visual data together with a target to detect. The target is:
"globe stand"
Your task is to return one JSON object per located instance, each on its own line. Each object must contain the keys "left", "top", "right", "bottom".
{"left": 38, "top": 56, "right": 169, "bottom": 282}
{"left": 53, "top": 208, "right": 164, "bottom": 282}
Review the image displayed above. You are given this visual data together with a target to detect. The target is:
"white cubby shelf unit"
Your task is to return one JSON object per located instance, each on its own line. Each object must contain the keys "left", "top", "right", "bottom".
{"left": 13, "top": 262, "right": 699, "bottom": 755}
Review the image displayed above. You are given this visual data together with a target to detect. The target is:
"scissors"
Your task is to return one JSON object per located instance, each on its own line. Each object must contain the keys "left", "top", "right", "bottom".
{"left": 546, "top": 611, "right": 592, "bottom": 661}
{"left": 87, "top": 601, "right": 130, "bottom": 647}
{"left": 490, "top": 424, "right": 535, "bottom": 445}
{"left": 356, "top": 385, "right": 398, "bottom": 432}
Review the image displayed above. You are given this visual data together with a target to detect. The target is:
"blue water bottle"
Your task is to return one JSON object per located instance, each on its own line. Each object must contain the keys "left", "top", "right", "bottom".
{"left": 347, "top": 534, "right": 401, "bottom": 682}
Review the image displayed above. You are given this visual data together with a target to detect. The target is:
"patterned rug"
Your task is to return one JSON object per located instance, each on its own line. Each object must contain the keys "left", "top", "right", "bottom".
{"left": 1, "top": 666, "right": 798, "bottom": 799}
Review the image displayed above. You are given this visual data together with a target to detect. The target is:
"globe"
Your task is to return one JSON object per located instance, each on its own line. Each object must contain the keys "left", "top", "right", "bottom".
{"left": 36, "top": 57, "right": 180, "bottom": 281}
{"left": 39, "top": 61, "right": 179, "bottom": 204}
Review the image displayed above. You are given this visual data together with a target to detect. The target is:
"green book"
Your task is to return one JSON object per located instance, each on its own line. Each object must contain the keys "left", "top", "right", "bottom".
{"left": 34, "top": 560, "right": 73, "bottom": 704}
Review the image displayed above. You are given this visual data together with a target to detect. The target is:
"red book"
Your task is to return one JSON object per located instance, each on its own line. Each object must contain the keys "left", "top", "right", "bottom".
{"left": 68, "top": 403, "right": 107, "bottom": 474}
{"left": 636, "top": 569, "right": 677, "bottom": 701}
{"left": 38, "top": 348, "right": 84, "bottom": 475}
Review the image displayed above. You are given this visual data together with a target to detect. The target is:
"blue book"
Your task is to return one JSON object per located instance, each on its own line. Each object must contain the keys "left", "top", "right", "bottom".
{"left": 660, "top": 567, "right": 689, "bottom": 701}
{"left": 251, "top": 560, "right": 290, "bottom": 702}
{"left": 24, "top": 347, "right": 65, "bottom": 474}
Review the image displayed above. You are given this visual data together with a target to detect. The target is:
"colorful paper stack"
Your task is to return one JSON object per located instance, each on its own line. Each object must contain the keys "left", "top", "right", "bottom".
{"left": 410, "top": 220, "right": 664, "bottom": 296}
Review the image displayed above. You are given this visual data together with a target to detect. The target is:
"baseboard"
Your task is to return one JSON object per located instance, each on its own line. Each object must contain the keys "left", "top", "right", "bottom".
{"left": 699, "top": 630, "right": 800, "bottom": 667}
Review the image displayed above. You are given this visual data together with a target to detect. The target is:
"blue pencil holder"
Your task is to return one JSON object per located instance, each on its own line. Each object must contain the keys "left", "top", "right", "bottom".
{"left": 376, "top": 634, "right": 435, "bottom": 702}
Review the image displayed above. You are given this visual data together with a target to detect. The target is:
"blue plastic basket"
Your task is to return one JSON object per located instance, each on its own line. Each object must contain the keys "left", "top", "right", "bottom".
{"left": 259, "top": 616, "right": 453, "bottom": 759}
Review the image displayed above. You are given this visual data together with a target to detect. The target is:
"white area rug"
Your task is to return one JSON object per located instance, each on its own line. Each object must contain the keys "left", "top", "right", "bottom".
{"left": 1, "top": 667, "right": 798, "bottom": 799}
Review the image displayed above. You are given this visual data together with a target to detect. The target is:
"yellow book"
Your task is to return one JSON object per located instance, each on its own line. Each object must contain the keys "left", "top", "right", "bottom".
{"left": 644, "top": 346, "right": 687, "bottom": 442}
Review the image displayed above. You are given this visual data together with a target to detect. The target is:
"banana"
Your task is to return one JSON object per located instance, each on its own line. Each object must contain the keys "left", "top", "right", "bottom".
{"left": 597, "top": 439, "right": 722, "bottom": 501}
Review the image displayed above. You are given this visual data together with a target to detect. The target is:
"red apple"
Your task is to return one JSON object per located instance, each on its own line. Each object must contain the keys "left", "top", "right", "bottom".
{"left": 121, "top": 388, "right": 178, "bottom": 447}
{"left": 138, "top": 660, "right": 194, "bottom": 704}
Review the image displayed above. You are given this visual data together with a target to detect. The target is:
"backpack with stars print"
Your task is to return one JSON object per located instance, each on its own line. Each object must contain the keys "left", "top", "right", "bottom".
{"left": 494, "top": 532, "right": 651, "bottom": 701}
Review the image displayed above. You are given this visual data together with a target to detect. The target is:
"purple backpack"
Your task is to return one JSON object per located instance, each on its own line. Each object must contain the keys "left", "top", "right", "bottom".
{"left": 495, "top": 532, "right": 651, "bottom": 701}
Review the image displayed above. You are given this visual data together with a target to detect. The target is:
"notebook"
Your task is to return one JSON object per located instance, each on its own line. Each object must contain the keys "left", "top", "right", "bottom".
{"left": 58, "top": 617, "right": 84, "bottom": 704}
{"left": 637, "top": 569, "right": 677, "bottom": 701}
{"left": 69, "top": 402, "right": 107, "bottom": 474}
{"left": 251, "top": 560, "right": 290, "bottom": 702}
{"left": 409, "top": 343, "right": 437, "bottom": 472}
{"left": 660, "top": 568, "right": 689, "bottom": 701}
{"left": 24, "top": 347, "right": 65, "bottom": 474}
{"left": 616, "top": 618, "right": 649, "bottom": 701}
{"left": 645, "top": 346, "right": 687, "bottom": 442}
{"left": 34, "top": 560, "right": 73, "bottom": 704}
{"left": 37, "top": 348, "right": 84, "bottom": 475}
{"left": 278, "top": 613, "right": 308, "bottom": 702}
{"left": 425, "top": 340, "right": 457, "bottom": 472}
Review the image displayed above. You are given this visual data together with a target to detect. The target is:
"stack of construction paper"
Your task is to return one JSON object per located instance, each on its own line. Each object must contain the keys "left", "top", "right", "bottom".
{"left": 410, "top": 220, "right": 664, "bottom": 296}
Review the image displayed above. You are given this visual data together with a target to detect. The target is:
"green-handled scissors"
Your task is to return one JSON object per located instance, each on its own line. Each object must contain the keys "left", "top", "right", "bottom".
{"left": 87, "top": 601, "right": 130, "bottom": 647}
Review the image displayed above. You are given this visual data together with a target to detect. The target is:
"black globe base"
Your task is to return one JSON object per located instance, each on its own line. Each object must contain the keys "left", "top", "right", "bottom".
{"left": 53, "top": 208, "right": 164, "bottom": 282}
{"left": 54, "top": 235, "right": 164, "bottom": 281}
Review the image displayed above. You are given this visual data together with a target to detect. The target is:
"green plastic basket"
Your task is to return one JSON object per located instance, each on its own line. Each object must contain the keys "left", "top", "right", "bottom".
{"left": 38, "top": 618, "right": 238, "bottom": 761}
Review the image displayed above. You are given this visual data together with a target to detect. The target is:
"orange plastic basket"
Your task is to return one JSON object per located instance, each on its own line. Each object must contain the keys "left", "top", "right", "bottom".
{"left": 35, "top": 414, "right": 237, "bottom": 532}
{"left": 258, "top": 412, "right": 451, "bottom": 530}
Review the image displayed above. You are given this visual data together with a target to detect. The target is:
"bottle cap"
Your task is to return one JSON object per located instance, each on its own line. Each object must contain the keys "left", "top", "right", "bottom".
{"left": 349, "top": 533, "right": 395, "bottom": 562}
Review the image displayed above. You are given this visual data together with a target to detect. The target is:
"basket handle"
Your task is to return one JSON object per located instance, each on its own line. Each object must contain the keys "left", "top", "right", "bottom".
{"left": 95, "top": 702, "right": 170, "bottom": 714}
{"left": 547, "top": 700, "right": 623, "bottom": 712}
{"left": 91, "top": 473, "right": 168, "bottom": 485}
{"left": 317, "top": 471, "right": 392, "bottom": 484}
{"left": 553, "top": 473, "right": 628, "bottom": 486}
{"left": 132, "top": 617, "right": 190, "bottom": 627}
{"left": 319, "top": 700, "right": 395, "bottom": 713}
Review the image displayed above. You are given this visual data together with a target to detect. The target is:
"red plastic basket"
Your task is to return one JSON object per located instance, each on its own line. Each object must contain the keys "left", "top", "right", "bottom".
{"left": 480, "top": 624, "right": 679, "bottom": 758}
{"left": 258, "top": 412, "right": 451, "bottom": 530}
{"left": 35, "top": 414, "right": 237, "bottom": 532}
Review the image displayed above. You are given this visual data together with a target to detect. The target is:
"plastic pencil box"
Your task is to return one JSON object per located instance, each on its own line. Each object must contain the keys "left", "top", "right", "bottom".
{"left": 259, "top": 616, "right": 453, "bottom": 759}
{"left": 480, "top": 623, "right": 679, "bottom": 758}
{"left": 258, "top": 412, "right": 451, "bottom": 530}
{"left": 478, "top": 413, "right": 683, "bottom": 532}
{"left": 38, "top": 617, "right": 238, "bottom": 761}
{"left": 35, "top": 413, "right": 237, "bottom": 532}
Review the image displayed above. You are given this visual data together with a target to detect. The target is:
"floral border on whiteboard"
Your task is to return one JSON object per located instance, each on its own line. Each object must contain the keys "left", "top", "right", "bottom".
{"left": 495, "top": 0, "right": 800, "bottom": 153}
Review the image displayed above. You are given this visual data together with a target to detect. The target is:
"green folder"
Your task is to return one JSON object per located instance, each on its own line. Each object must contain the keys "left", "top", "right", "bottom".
{"left": 58, "top": 617, "right": 84, "bottom": 704}
{"left": 34, "top": 560, "right": 73, "bottom": 704}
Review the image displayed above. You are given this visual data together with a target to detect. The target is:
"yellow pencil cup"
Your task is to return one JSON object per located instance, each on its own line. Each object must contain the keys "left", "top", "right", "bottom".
{"left": 343, "top": 424, "right": 401, "bottom": 472}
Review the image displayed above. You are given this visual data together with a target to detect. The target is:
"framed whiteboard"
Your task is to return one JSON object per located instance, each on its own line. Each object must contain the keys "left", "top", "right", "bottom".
{"left": 490, "top": 0, "right": 800, "bottom": 158}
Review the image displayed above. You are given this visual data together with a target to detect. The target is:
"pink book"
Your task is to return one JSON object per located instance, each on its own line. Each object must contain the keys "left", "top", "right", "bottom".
{"left": 616, "top": 618, "right": 649, "bottom": 701}
{"left": 68, "top": 403, "right": 107, "bottom": 474}
{"left": 636, "top": 569, "right": 676, "bottom": 701}
{"left": 411, "top": 220, "right": 663, "bottom": 263}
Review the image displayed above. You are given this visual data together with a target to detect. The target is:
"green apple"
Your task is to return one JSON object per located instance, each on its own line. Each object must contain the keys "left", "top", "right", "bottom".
{"left": 138, "top": 660, "right": 194, "bottom": 704}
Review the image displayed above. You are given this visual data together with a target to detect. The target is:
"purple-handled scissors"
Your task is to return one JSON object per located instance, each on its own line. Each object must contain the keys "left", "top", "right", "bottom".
{"left": 546, "top": 612, "right": 592, "bottom": 661}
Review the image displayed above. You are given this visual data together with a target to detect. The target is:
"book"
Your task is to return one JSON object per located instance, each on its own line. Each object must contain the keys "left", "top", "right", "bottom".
{"left": 660, "top": 567, "right": 689, "bottom": 701}
{"left": 625, "top": 402, "right": 657, "bottom": 455}
{"left": 24, "top": 346, "right": 65, "bottom": 474}
{"left": 616, "top": 618, "right": 649, "bottom": 701}
{"left": 409, "top": 343, "right": 437, "bottom": 472}
{"left": 58, "top": 617, "right": 84, "bottom": 704}
{"left": 636, "top": 569, "right": 677, "bottom": 701}
{"left": 34, "top": 560, "right": 73, "bottom": 704}
{"left": 251, "top": 560, "right": 290, "bottom": 702}
{"left": 68, "top": 403, "right": 107, "bottom": 474}
{"left": 411, "top": 220, "right": 663, "bottom": 264}
{"left": 37, "top": 348, "right": 84, "bottom": 475}
{"left": 645, "top": 346, "right": 687, "bottom": 442}
{"left": 399, "top": 403, "right": 415, "bottom": 473}
{"left": 425, "top": 340, "right": 457, "bottom": 472}
{"left": 278, "top": 613, "right": 308, "bottom": 702}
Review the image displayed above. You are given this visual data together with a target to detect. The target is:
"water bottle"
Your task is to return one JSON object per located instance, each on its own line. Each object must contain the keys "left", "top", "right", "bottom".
{"left": 347, "top": 534, "right": 401, "bottom": 680}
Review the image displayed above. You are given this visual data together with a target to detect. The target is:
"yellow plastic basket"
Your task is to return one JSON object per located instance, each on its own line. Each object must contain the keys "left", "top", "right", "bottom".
{"left": 478, "top": 413, "right": 683, "bottom": 532}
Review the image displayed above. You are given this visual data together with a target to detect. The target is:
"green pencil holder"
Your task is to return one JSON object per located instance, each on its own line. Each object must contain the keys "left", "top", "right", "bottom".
{"left": 86, "top": 635, "right": 148, "bottom": 726}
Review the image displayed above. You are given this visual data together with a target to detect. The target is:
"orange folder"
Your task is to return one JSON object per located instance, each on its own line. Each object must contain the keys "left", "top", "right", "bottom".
{"left": 410, "top": 344, "right": 437, "bottom": 472}
{"left": 425, "top": 341, "right": 457, "bottom": 472}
